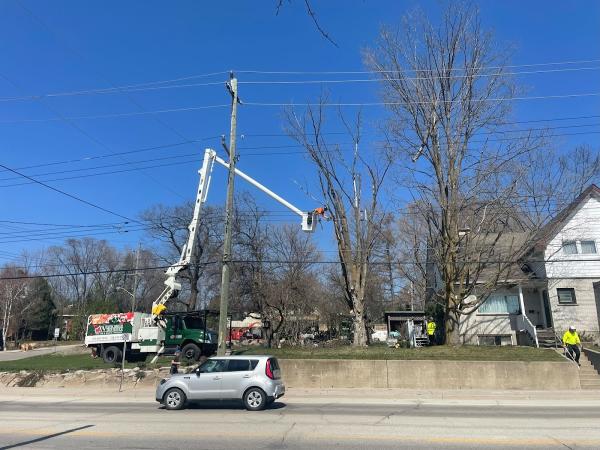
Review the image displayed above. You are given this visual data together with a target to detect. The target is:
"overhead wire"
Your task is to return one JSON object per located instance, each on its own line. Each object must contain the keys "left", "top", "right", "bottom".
{"left": 3, "top": 256, "right": 600, "bottom": 280}
{"left": 1, "top": 125, "right": 599, "bottom": 188}
{"left": 1, "top": 64, "right": 599, "bottom": 101}
{"left": 0, "top": 161, "right": 142, "bottom": 224}
{"left": 1, "top": 113, "right": 598, "bottom": 178}
{"left": 2, "top": 92, "right": 600, "bottom": 125}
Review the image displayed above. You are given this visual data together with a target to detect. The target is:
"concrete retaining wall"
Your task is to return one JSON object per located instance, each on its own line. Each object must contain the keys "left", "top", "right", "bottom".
{"left": 279, "top": 359, "right": 580, "bottom": 390}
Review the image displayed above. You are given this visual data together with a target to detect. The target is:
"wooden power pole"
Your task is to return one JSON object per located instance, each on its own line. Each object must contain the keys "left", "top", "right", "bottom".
{"left": 217, "top": 73, "right": 239, "bottom": 355}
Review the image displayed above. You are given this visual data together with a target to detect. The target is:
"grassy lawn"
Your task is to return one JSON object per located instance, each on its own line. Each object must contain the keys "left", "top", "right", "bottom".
{"left": 235, "top": 345, "right": 564, "bottom": 362}
{"left": 0, "top": 353, "right": 174, "bottom": 373}
{"left": 1, "top": 345, "right": 564, "bottom": 373}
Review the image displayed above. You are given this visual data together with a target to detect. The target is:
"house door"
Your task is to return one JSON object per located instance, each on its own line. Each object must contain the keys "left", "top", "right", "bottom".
{"left": 593, "top": 282, "right": 600, "bottom": 333}
{"left": 542, "top": 290, "right": 553, "bottom": 328}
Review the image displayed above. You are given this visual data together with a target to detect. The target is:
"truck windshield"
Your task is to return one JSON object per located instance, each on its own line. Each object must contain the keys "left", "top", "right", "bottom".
{"left": 183, "top": 316, "right": 205, "bottom": 329}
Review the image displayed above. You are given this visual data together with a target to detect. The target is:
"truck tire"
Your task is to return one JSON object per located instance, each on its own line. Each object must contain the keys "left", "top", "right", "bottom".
{"left": 181, "top": 343, "right": 201, "bottom": 362}
{"left": 101, "top": 345, "right": 122, "bottom": 364}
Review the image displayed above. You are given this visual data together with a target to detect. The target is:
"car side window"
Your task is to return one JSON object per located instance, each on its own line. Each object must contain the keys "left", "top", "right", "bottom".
{"left": 199, "top": 359, "right": 226, "bottom": 373}
{"left": 226, "top": 359, "right": 251, "bottom": 372}
{"left": 249, "top": 360, "right": 259, "bottom": 370}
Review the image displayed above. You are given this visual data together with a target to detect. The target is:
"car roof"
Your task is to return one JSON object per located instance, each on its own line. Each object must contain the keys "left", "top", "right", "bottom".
{"left": 208, "top": 355, "right": 273, "bottom": 360}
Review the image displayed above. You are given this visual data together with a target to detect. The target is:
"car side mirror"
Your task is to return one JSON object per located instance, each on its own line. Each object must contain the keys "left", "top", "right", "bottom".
{"left": 195, "top": 367, "right": 201, "bottom": 376}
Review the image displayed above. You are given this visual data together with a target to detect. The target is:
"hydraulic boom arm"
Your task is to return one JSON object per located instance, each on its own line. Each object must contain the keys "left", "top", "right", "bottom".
{"left": 151, "top": 148, "right": 315, "bottom": 320}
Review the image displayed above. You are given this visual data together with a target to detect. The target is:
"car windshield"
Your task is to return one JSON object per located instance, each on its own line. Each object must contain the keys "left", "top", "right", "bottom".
{"left": 198, "top": 359, "right": 226, "bottom": 373}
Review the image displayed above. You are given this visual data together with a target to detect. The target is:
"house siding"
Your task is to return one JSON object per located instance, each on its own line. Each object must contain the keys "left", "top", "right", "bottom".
{"left": 459, "top": 293, "right": 521, "bottom": 345}
{"left": 542, "top": 196, "right": 600, "bottom": 342}
{"left": 547, "top": 278, "right": 600, "bottom": 341}
{"left": 544, "top": 196, "right": 600, "bottom": 278}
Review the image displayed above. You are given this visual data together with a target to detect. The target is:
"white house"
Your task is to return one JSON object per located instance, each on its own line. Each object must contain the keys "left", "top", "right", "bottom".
{"left": 460, "top": 185, "right": 600, "bottom": 346}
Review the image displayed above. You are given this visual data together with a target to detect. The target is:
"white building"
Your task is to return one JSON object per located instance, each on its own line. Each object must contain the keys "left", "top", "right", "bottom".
{"left": 460, "top": 185, "right": 600, "bottom": 346}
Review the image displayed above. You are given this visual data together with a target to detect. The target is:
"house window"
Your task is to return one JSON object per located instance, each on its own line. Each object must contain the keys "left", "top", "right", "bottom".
{"left": 478, "top": 335, "right": 513, "bottom": 346}
{"left": 557, "top": 288, "right": 577, "bottom": 304}
{"left": 562, "top": 241, "right": 578, "bottom": 255}
{"left": 581, "top": 240, "right": 597, "bottom": 254}
{"left": 478, "top": 294, "right": 520, "bottom": 314}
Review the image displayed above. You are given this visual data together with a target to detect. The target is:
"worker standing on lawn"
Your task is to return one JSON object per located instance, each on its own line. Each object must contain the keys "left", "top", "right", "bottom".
{"left": 427, "top": 318, "right": 437, "bottom": 345}
{"left": 562, "top": 326, "right": 582, "bottom": 366}
{"left": 170, "top": 346, "right": 182, "bottom": 375}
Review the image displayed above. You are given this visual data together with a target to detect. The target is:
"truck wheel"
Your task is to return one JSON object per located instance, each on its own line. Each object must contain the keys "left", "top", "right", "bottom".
{"left": 181, "top": 343, "right": 201, "bottom": 362}
{"left": 101, "top": 346, "right": 122, "bottom": 364}
{"left": 243, "top": 387, "right": 267, "bottom": 411}
{"left": 164, "top": 388, "right": 186, "bottom": 410}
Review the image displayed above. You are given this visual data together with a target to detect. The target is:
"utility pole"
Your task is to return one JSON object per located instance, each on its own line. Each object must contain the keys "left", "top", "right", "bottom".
{"left": 217, "top": 73, "right": 239, "bottom": 356}
{"left": 132, "top": 243, "right": 140, "bottom": 311}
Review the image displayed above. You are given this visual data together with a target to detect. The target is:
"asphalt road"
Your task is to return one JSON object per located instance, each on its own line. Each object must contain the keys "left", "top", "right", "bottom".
{"left": 2, "top": 396, "right": 600, "bottom": 449}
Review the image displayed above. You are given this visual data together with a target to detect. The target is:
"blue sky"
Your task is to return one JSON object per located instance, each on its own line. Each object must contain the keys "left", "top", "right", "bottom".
{"left": 0, "top": 0, "right": 599, "bottom": 263}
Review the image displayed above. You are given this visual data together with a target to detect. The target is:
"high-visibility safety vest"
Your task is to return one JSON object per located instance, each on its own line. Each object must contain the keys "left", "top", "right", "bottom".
{"left": 562, "top": 330, "right": 581, "bottom": 346}
{"left": 427, "top": 321, "right": 436, "bottom": 336}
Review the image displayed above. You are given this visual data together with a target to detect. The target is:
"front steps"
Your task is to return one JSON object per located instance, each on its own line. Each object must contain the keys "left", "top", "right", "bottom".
{"left": 579, "top": 352, "right": 600, "bottom": 390}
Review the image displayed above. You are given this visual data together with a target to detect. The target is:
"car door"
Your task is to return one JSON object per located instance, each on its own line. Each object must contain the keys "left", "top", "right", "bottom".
{"left": 220, "top": 359, "right": 257, "bottom": 398}
{"left": 187, "top": 358, "right": 226, "bottom": 400}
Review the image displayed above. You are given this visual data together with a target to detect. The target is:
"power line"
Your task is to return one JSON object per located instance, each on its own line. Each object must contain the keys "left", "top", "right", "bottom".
{"left": 237, "top": 66, "right": 600, "bottom": 85}
{"left": 2, "top": 65, "right": 599, "bottom": 102}
{"left": 234, "top": 58, "right": 600, "bottom": 75}
{"left": 2, "top": 257, "right": 599, "bottom": 280}
{"left": 0, "top": 104, "right": 230, "bottom": 124}
{"left": 0, "top": 138, "right": 220, "bottom": 174}
{"left": 2, "top": 128, "right": 599, "bottom": 188}
{"left": 244, "top": 92, "right": 600, "bottom": 108}
{"left": 0, "top": 161, "right": 141, "bottom": 224}
{"left": 2, "top": 92, "right": 600, "bottom": 125}
{"left": 1, "top": 113, "right": 598, "bottom": 176}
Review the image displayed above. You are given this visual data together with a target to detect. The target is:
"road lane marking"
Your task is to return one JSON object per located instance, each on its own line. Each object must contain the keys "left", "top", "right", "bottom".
{"left": 1, "top": 428, "right": 600, "bottom": 447}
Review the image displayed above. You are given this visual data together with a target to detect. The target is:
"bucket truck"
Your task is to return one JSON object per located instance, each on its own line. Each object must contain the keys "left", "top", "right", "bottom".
{"left": 85, "top": 148, "right": 318, "bottom": 364}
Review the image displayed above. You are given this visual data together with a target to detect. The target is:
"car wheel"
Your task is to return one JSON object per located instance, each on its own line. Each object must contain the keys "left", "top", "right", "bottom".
{"left": 181, "top": 343, "right": 201, "bottom": 362}
{"left": 101, "top": 346, "right": 122, "bottom": 364}
{"left": 164, "top": 388, "right": 186, "bottom": 410}
{"left": 243, "top": 387, "right": 267, "bottom": 411}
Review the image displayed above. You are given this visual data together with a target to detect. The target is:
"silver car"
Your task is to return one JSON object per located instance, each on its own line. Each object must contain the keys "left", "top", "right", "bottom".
{"left": 156, "top": 355, "right": 285, "bottom": 411}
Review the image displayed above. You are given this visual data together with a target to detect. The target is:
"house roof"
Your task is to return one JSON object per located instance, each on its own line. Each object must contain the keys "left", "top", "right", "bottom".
{"left": 472, "top": 231, "right": 536, "bottom": 283}
{"left": 528, "top": 184, "right": 600, "bottom": 252}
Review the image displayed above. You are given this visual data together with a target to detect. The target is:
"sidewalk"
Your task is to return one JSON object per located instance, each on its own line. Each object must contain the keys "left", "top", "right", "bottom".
{"left": 2, "top": 386, "right": 600, "bottom": 406}
{"left": 0, "top": 344, "right": 86, "bottom": 361}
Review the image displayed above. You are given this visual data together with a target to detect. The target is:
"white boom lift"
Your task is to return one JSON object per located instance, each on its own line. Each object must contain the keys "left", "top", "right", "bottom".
{"left": 151, "top": 147, "right": 317, "bottom": 324}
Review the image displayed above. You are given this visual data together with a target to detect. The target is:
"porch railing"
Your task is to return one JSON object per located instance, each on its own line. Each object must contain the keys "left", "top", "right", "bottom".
{"left": 520, "top": 314, "right": 539, "bottom": 348}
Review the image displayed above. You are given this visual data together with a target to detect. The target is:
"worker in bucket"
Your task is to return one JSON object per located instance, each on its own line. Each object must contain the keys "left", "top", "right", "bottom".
{"left": 313, "top": 205, "right": 330, "bottom": 220}
{"left": 562, "top": 325, "right": 582, "bottom": 366}
{"left": 152, "top": 303, "right": 167, "bottom": 327}
{"left": 170, "top": 346, "right": 182, "bottom": 375}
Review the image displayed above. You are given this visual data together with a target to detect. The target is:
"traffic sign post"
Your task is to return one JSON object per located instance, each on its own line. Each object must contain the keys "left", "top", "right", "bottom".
{"left": 119, "top": 333, "right": 129, "bottom": 392}
{"left": 53, "top": 328, "right": 60, "bottom": 353}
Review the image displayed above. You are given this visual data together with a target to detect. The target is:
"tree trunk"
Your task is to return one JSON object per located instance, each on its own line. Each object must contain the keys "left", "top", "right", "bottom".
{"left": 444, "top": 304, "right": 461, "bottom": 345}
{"left": 351, "top": 292, "right": 368, "bottom": 347}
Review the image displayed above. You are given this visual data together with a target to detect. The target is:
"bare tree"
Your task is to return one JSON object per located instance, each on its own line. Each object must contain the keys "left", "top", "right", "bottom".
{"left": 140, "top": 202, "right": 223, "bottom": 310}
{"left": 0, "top": 265, "right": 30, "bottom": 350}
{"left": 365, "top": 4, "right": 599, "bottom": 344}
{"left": 287, "top": 105, "right": 390, "bottom": 346}
{"left": 266, "top": 224, "right": 321, "bottom": 346}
